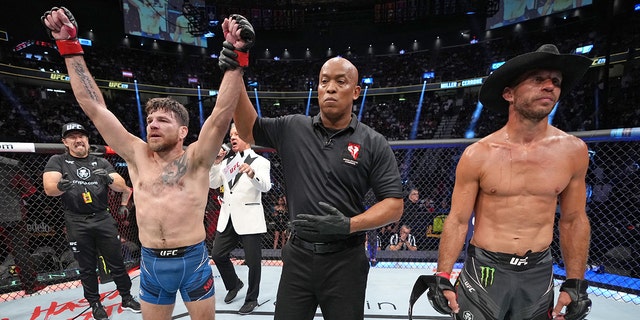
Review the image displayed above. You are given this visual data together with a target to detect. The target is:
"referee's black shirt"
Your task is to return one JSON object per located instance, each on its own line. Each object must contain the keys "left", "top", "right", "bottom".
{"left": 253, "top": 113, "right": 403, "bottom": 243}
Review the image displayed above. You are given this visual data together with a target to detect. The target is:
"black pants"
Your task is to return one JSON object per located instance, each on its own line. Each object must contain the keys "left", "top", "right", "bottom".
{"left": 210, "top": 219, "right": 263, "bottom": 302}
{"left": 274, "top": 239, "right": 370, "bottom": 320}
{"left": 65, "top": 211, "right": 132, "bottom": 304}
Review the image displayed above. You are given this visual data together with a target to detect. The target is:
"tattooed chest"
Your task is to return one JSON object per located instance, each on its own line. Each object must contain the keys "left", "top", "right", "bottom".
{"left": 139, "top": 156, "right": 189, "bottom": 194}
{"left": 161, "top": 160, "right": 188, "bottom": 185}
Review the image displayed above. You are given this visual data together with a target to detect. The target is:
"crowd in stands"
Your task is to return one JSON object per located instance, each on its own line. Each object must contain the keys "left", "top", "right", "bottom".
{"left": 1, "top": 6, "right": 639, "bottom": 144}
{"left": 0, "top": 15, "right": 639, "bottom": 274}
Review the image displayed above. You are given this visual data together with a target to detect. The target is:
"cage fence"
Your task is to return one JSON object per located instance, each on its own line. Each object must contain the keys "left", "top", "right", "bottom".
{"left": 0, "top": 131, "right": 639, "bottom": 303}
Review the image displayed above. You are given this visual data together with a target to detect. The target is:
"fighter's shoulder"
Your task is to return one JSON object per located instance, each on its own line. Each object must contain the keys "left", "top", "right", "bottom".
{"left": 550, "top": 129, "right": 587, "bottom": 151}
{"left": 463, "top": 136, "right": 495, "bottom": 155}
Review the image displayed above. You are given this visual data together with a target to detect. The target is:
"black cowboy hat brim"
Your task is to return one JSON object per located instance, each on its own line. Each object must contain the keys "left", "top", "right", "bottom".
{"left": 478, "top": 44, "right": 593, "bottom": 112}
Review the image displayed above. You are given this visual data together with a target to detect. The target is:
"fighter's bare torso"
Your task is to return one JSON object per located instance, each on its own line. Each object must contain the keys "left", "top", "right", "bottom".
{"left": 467, "top": 126, "right": 586, "bottom": 255}
{"left": 127, "top": 147, "right": 210, "bottom": 249}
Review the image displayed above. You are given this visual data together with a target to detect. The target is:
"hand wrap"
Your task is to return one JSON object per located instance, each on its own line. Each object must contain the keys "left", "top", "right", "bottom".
{"left": 56, "top": 39, "right": 84, "bottom": 56}
{"left": 57, "top": 173, "right": 73, "bottom": 192}
{"left": 291, "top": 202, "right": 351, "bottom": 235}
{"left": 92, "top": 168, "right": 114, "bottom": 185}
{"left": 560, "top": 279, "right": 591, "bottom": 320}
{"left": 41, "top": 7, "right": 83, "bottom": 56}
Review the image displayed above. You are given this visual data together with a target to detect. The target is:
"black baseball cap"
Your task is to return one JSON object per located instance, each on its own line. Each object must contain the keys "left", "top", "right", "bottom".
{"left": 61, "top": 122, "right": 89, "bottom": 138}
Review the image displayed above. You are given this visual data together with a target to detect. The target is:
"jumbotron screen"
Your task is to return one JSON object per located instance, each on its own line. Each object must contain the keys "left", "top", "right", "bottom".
{"left": 122, "top": 0, "right": 210, "bottom": 47}
{"left": 486, "top": 0, "right": 593, "bottom": 30}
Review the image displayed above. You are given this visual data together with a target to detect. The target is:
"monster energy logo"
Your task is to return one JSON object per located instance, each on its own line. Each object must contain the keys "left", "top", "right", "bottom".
{"left": 480, "top": 266, "right": 495, "bottom": 287}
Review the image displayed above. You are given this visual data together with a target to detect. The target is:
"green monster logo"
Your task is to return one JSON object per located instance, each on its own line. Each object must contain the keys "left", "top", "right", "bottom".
{"left": 480, "top": 266, "right": 495, "bottom": 287}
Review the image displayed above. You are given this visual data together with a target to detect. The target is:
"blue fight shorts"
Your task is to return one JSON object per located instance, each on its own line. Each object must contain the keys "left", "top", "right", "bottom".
{"left": 139, "top": 241, "right": 215, "bottom": 305}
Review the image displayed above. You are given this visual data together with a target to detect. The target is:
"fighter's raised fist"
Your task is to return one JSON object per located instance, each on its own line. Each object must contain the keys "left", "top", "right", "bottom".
{"left": 41, "top": 7, "right": 78, "bottom": 41}
{"left": 41, "top": 6, "right": 83, "bottom": 56}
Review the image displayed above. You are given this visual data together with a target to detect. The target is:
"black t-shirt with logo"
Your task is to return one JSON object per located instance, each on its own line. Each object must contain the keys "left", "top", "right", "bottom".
{"left": 253, "top": 113, "right": 403, "bottom": 242}
{"left": 44, "top": 153, "right": 114, "bottom": 214}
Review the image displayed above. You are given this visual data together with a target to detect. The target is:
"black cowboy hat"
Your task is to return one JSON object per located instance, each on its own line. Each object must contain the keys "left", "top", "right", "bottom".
{"left": 478, "top": 44, "right": 593, "bottom": 112}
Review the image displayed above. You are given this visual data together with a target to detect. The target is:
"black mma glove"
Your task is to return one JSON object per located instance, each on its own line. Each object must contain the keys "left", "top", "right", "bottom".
{"left": 57, "top": 173, "right": 73, "bottom": 192}
{"left": 230, "top": 14, "right": 255, "bottom": 51}
{"left": 219, "top": 14, "right": 255, "bottom": 72}
{"left": 559, "top": 279, "right": 591, "bottom": 320}
{"left": 92, "top": 168, "right": 114, "bottom": 185}
{"left": 426, "top": 273, "right": 456, "bottom": 315}
{"left": 219, "top": 41, "right": 240, "bottom": 72}
{"left": 41, "top": 7, "right": 84, "bottom": 56}
{"left": 291, "top": 202, "right": 351, "bottom": 235}
{"left": 117, "top": 205, "right": 129, "bottom": 219}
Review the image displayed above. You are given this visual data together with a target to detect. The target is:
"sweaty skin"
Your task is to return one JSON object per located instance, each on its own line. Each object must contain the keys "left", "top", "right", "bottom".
{"left": 438, "top": 69, "right": 591, "bottom": 316}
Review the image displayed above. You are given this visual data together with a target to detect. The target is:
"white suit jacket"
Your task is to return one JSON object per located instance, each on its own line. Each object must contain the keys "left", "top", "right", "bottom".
{"left": 209, "top": 149, "right": 271, "bottom": 235}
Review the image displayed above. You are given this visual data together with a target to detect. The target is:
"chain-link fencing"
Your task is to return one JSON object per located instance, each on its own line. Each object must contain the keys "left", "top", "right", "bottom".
{"left": 1, "top": 130, "right": 638, "bottom": 303}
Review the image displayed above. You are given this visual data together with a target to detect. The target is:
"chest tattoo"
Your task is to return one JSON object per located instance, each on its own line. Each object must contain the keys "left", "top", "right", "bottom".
{"left": 161, "top": 154, "right": 188, "bottom": 185}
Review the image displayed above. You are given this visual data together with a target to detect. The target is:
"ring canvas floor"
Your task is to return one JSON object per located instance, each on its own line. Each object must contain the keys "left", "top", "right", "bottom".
{"left": 1, "top": 263, "right": 638, "bottom": 319}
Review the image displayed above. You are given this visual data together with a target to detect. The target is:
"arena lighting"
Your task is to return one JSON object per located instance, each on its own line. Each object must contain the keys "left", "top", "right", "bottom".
{"left": 358, "top": 85, "right": 369, "bottom": 121}
{"left": 490, "top": 61, "right": 505, "bottom": 70}
{"left": 635, "top": 3, "right": 640, "bottom": 11}
{"left": 465, "top": 101, "right": 484, "bottom": 138}
{"left": 422, "top": 71, "right": 435, "bottom": 80}
{"left": 575, "top": 44, "right": 593, "bottom": 54}
{"left": 78, "top": 38, "right": 92, "bottom": 46}
{"left": 548, "top": 102, "right": 560, "bottom": 125}
{"left": 197, "top": 85, "right": 204, "bottom": 128}
{"left": 362, "top": 77, "right": 374, "bottom": 85}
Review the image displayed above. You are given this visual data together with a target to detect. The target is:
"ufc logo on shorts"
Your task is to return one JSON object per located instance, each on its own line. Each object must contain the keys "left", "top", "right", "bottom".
{"left": 509, "top": 256, "right": 529, "bottom": 266}
{"left": 159, "top": 250, "right": 179, "bottom": 257}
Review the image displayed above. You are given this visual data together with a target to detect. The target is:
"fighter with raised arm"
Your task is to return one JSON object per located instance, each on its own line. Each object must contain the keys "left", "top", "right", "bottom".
{"left": 41, "top": 7, "right": 255, "bottom": 320}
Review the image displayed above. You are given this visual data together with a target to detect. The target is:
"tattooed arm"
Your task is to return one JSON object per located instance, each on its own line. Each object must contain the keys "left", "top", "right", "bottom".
{"left": 64, "top": 56, "right": 142, "bottom": 161}
{"left": 41, "top": 7, "right": 142, "bottom": 162}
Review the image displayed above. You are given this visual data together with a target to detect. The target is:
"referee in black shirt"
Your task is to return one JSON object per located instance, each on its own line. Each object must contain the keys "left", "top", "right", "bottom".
{"left": 234, "top": 57, "right": 404, "bottom": 320}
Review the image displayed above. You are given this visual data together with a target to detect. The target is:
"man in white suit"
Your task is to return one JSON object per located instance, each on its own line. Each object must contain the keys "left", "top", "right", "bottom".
{"left": 209, "top": 123, "right": 272, "bottom": 315}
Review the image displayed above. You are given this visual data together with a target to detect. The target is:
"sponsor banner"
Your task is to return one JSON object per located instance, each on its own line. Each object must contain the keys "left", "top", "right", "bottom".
{"left": 0, "top": 142, "right": 36, "bottom": 153}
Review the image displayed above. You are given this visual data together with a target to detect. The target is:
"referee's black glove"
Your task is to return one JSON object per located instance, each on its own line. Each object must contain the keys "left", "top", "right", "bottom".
{"left": 292, "top": 202, "right": 351, "bottom": 235}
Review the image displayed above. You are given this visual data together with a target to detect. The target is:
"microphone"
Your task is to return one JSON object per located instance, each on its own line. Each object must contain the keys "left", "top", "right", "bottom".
{"left": 324, "top": 139, "right": 333, "bottom": 147}
{"left": 221, "top": 143, "right": 234, "bottom": 159}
